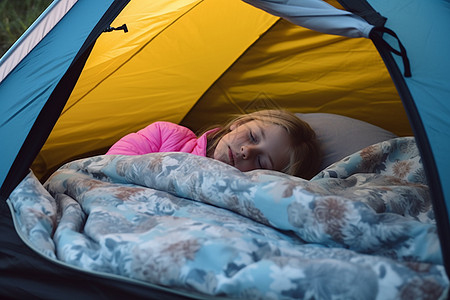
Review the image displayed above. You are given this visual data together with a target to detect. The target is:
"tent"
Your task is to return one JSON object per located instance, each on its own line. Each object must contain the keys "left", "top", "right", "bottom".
{"left": 0, "top": 0, "right": 449, "bottom": 298}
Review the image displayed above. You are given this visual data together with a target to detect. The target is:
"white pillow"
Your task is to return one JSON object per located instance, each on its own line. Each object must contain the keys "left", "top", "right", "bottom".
{"left": 296, "top": 113, "right": 398, "bottom": 170}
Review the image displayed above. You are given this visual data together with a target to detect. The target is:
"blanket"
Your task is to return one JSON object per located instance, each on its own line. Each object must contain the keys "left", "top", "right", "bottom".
{"left": 9, "top": 137, "right": 449, "bottom": 299}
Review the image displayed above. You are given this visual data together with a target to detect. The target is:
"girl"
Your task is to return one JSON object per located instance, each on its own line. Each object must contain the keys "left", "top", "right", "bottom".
{"left": 106, "top": 109, "right": 320, "bottom": 179}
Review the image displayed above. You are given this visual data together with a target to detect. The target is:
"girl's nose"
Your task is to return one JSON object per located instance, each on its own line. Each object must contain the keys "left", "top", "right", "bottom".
{"left": 241, "top": 145, "right": 257, "bottom": 159}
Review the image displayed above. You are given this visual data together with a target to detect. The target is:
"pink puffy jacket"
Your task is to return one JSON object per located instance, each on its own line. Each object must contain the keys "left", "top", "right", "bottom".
{"left": 106, "top": 121, "right": 217, "bottom": 156}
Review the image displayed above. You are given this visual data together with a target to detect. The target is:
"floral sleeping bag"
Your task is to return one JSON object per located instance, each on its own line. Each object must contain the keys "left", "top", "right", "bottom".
{"left": 8, "top": 137, "right": 449, "bottom": 299}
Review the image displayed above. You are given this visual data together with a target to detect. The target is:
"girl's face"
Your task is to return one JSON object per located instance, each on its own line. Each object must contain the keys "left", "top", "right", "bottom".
{"left": 213, "top": 120, "right": 291, "bottom": 172}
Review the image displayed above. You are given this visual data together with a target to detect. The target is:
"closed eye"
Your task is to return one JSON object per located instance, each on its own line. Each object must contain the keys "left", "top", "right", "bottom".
{"left": 249, "top": 131, "right": 257, "bottom": 143}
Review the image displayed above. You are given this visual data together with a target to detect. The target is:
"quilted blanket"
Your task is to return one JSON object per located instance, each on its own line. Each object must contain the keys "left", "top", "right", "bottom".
{"left": 9, "top": 137, "right": 449, "bottom": 299}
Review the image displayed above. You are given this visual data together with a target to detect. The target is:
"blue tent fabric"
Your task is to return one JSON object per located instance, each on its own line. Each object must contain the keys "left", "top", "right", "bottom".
{"left": 0, "top": 0, "right": 128, "bottom": 200}
{"left": 368, "top": 0, "right": 450, "bottom": 186}
{"left": 366, "top": 0, "right": 450, "bottom": 274}
{"left": 0, "top": 0, "right": 111, "bottom": 193}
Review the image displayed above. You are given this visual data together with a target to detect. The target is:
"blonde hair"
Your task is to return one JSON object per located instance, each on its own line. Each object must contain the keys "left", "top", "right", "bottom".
{"left": 204, "top": 109, "right": 320, "bottom": 179}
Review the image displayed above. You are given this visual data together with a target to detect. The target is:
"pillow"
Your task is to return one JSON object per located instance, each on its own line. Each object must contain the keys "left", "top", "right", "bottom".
{"left": 296, "top": 113, "right": 398, "bottom": 170}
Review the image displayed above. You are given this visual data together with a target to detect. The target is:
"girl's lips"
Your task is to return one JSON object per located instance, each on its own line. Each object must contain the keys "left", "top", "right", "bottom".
{"left": 228, "top": 147, "right": 235, "bottom": 166}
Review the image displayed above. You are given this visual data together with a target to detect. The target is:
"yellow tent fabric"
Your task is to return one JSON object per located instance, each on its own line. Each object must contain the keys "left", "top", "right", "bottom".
{"left": 32, "top": 0, "right": 411, "bottom": 180}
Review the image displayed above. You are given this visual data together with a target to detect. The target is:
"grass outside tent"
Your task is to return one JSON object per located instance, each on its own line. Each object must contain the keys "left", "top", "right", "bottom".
{"left": 0, "top": 0, "right": 52, "bottom": 57}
